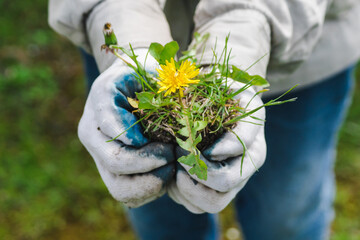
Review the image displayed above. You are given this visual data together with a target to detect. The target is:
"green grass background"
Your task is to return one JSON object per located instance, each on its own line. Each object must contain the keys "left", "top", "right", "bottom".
{"left": 0, "top": 1, "right": 359, "bottom": 239}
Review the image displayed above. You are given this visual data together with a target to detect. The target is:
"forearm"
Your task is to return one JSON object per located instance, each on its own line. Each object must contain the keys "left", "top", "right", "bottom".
{"left": 49, "top": 0, "right": 173, "bottom": 71}
{"left": 193, "top": 0, "right": 331, "bottom": 77}
{"left": 192, "top": 6, "right": 270, "bottom": 77}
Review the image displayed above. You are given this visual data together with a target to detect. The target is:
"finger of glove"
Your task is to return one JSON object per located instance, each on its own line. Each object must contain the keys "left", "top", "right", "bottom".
{"left": 176, "top": 127, "right": 266, "bottom": 192}
{"left": 93, "top": 157, "right": 174, "bottom": 208}
{"left": 78, "top": 103, "right": 175, "bottom": 174}
{"left": 94, "top": 63, "right": 142, "bottom": 110}
{"left": 167, "top": 179, "right": 205, "bottom": 214}
{"left": 203, "top": 87, "right": 265, "bottom": 161}
{"left": 114, "top": 72, "right": 142, "bottom": 100}
{"left": 172, "top": 167, "right": 247, "bottom": 213}
{"left": 89, "top": 66, "right": 147, "bottom": 147}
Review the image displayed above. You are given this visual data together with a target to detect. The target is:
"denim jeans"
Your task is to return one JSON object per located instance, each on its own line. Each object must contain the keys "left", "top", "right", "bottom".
{"left": 81, "top": 50, "right": 355, "bottom": 240}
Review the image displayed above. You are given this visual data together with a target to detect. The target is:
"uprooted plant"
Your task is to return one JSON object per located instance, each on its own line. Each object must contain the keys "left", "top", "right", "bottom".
{"left": 102, "top": 23, "right": 296, "bottom": 180}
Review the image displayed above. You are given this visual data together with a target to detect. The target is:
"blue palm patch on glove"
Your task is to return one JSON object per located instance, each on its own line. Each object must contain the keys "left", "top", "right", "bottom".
{"left": 151, "top": 164, "right": 175, "bottom": 185}
{"left": 114, "top": 74, "right": 148, "bottom": 148}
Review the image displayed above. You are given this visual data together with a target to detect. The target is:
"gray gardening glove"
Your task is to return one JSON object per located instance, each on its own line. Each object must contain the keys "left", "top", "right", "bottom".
{"left": 168, "top": 84, "right": 266, "bottom": 213}
{"left": 78, "top": 50, "right": 176, "bottom": 207}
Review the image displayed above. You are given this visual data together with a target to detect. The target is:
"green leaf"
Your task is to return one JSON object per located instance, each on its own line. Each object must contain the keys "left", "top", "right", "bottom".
{"left": 176, "top": 137, "right": 193, "bottom": 151}
{"left": 193, "top": 32, "right": 210, "bottom": 46}
{"left": 178, "top": 153, "right": 196, "bottom": 166}
{"left": 178, "top": 127, "right": 190, "bottom": 137}
{"left": 231, "top": 65, "right": 269, "bottom": 87}
{"left": 193, "top": 134, "right": 202, "bottom": 145}
{"left": 250, "top": 75, "right": 270, "bottom": 87}
{"left": 231, "top": 66, "right": 250, "bottom": 82}
{"left": 136, "top": 92, "right": 156, "bottom": 109}
{"left": 191, "top": 102, "right": 201, "bottom": 111}
{"left": 188, "top": 167, "right": 196, "bottom": 175}
{"left": 188, "top": 158, "right": 208, "bottom": 180}
{"left": 194, "top": 121, "right": 208, "bottom": 131}
{"left": 190, "top": 128, "right": 197, "bottom": 140}
{"left": 176, "top": 117, "right": 187, "bottom": 126}
{"left": 149, "top": 41, "right": 179, "bottom": 65}
{"left": 160, "top": 41, "right": 179, "bottom": 64}
{"left": 193, "top": 32, "right": 201, "bottom": 41}
{"left": 199, "top": 159, "right": 208, "bottom": 170}
{"left": 149, "top": 43, "right": 164, "bottom": 63}
{"left": 197, "top": 161, "right": 208, "bottom": 180}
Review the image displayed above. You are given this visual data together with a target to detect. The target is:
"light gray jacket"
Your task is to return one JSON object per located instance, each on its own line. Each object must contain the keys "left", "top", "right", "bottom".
{"left": 49, "top": 0, "right": 360, "bottom": 95}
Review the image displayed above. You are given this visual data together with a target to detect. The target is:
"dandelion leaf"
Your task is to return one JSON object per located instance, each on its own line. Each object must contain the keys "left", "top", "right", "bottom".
{"left": 176, "top": 137, "right": 193, "bottom": 151}
{"left": 178, "top": 127, "right": 190, "bottom": 137}
{"left": 136, "top": 92, "right": 156, "bottom": 110}
{"left": 149, "top": 41, "right": 179, "bottom": 65}
{"left": 149, "top": 43, "right": 163, "bottom": 63}
{"left": 178, "top": 153, "right": 196, "bottom": 166}
{"left": 160, "top": 41, "right": 179, "bottom": 65}
{"left": 189, "top": 158, "right": 208, "bottom": 180}
{"left": 194, "top": 121, "right": 208, "bottom": 131}
{"left": 176, "top": 117, "right": 187, "bottom": 126}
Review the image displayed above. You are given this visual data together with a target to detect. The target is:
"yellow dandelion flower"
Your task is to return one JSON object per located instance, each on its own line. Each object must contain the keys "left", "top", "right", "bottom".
{"left": 156, "top": 58, "right": 200, "bottom": 97}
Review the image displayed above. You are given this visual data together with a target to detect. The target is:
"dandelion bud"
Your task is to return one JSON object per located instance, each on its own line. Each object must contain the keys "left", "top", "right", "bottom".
{"left": 103, "top": 23, "right": 118, "bottom": 46}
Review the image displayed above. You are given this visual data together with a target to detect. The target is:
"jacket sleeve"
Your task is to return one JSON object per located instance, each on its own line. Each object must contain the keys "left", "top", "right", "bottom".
{"left": 48, "top": 0, "right": 100, "bottom": 52}
{"left": 192, "top": 0, "right": 330, "bottom": 78}
{"left": 48, "top": 0, "right": 173, "bottom": 71}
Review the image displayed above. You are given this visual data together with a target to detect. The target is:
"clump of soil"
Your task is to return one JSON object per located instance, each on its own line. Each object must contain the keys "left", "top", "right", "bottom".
{"left": 140, "top": 113, "right": 227, "bottom": 151}
{"left": 135, "top": 90, "right": 240, "bottom": 151}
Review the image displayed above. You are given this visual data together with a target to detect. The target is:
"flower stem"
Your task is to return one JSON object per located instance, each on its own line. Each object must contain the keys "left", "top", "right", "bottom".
{"left": 113, "top": 50, "right": 132, "bottom": 66}
{"left": 111, "top": 46, "right": 156, "bottom": 93}
{"left": 178, "top": 91, "right": 186, "bottom": 109}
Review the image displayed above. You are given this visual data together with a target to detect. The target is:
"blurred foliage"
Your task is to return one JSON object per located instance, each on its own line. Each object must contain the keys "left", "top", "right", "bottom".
{"left": 0, "top": 1, "right": 359, "bottom": 240}
{"left": 0, "top": 1, "right": 135, "bottom": 239}
{"left": 332, "top": 66, "right": 360, "bottom": 239}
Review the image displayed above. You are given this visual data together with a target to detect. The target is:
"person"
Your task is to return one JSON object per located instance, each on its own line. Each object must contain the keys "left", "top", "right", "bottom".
{"left": 49, "top": 0, "right": 360, "bottom": 239}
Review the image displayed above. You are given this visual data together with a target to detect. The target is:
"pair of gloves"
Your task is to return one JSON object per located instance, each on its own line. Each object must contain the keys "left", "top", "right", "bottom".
{"left": 78, "top": 47, "right": 267, "bottom": 213}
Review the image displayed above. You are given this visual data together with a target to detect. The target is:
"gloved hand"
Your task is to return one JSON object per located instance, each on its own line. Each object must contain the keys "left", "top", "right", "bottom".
{"left": 168, "top": 83, "right": 266, "bottom": 213}
{"left": 78, "top": 49, "right": 176, "bottom": 207}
